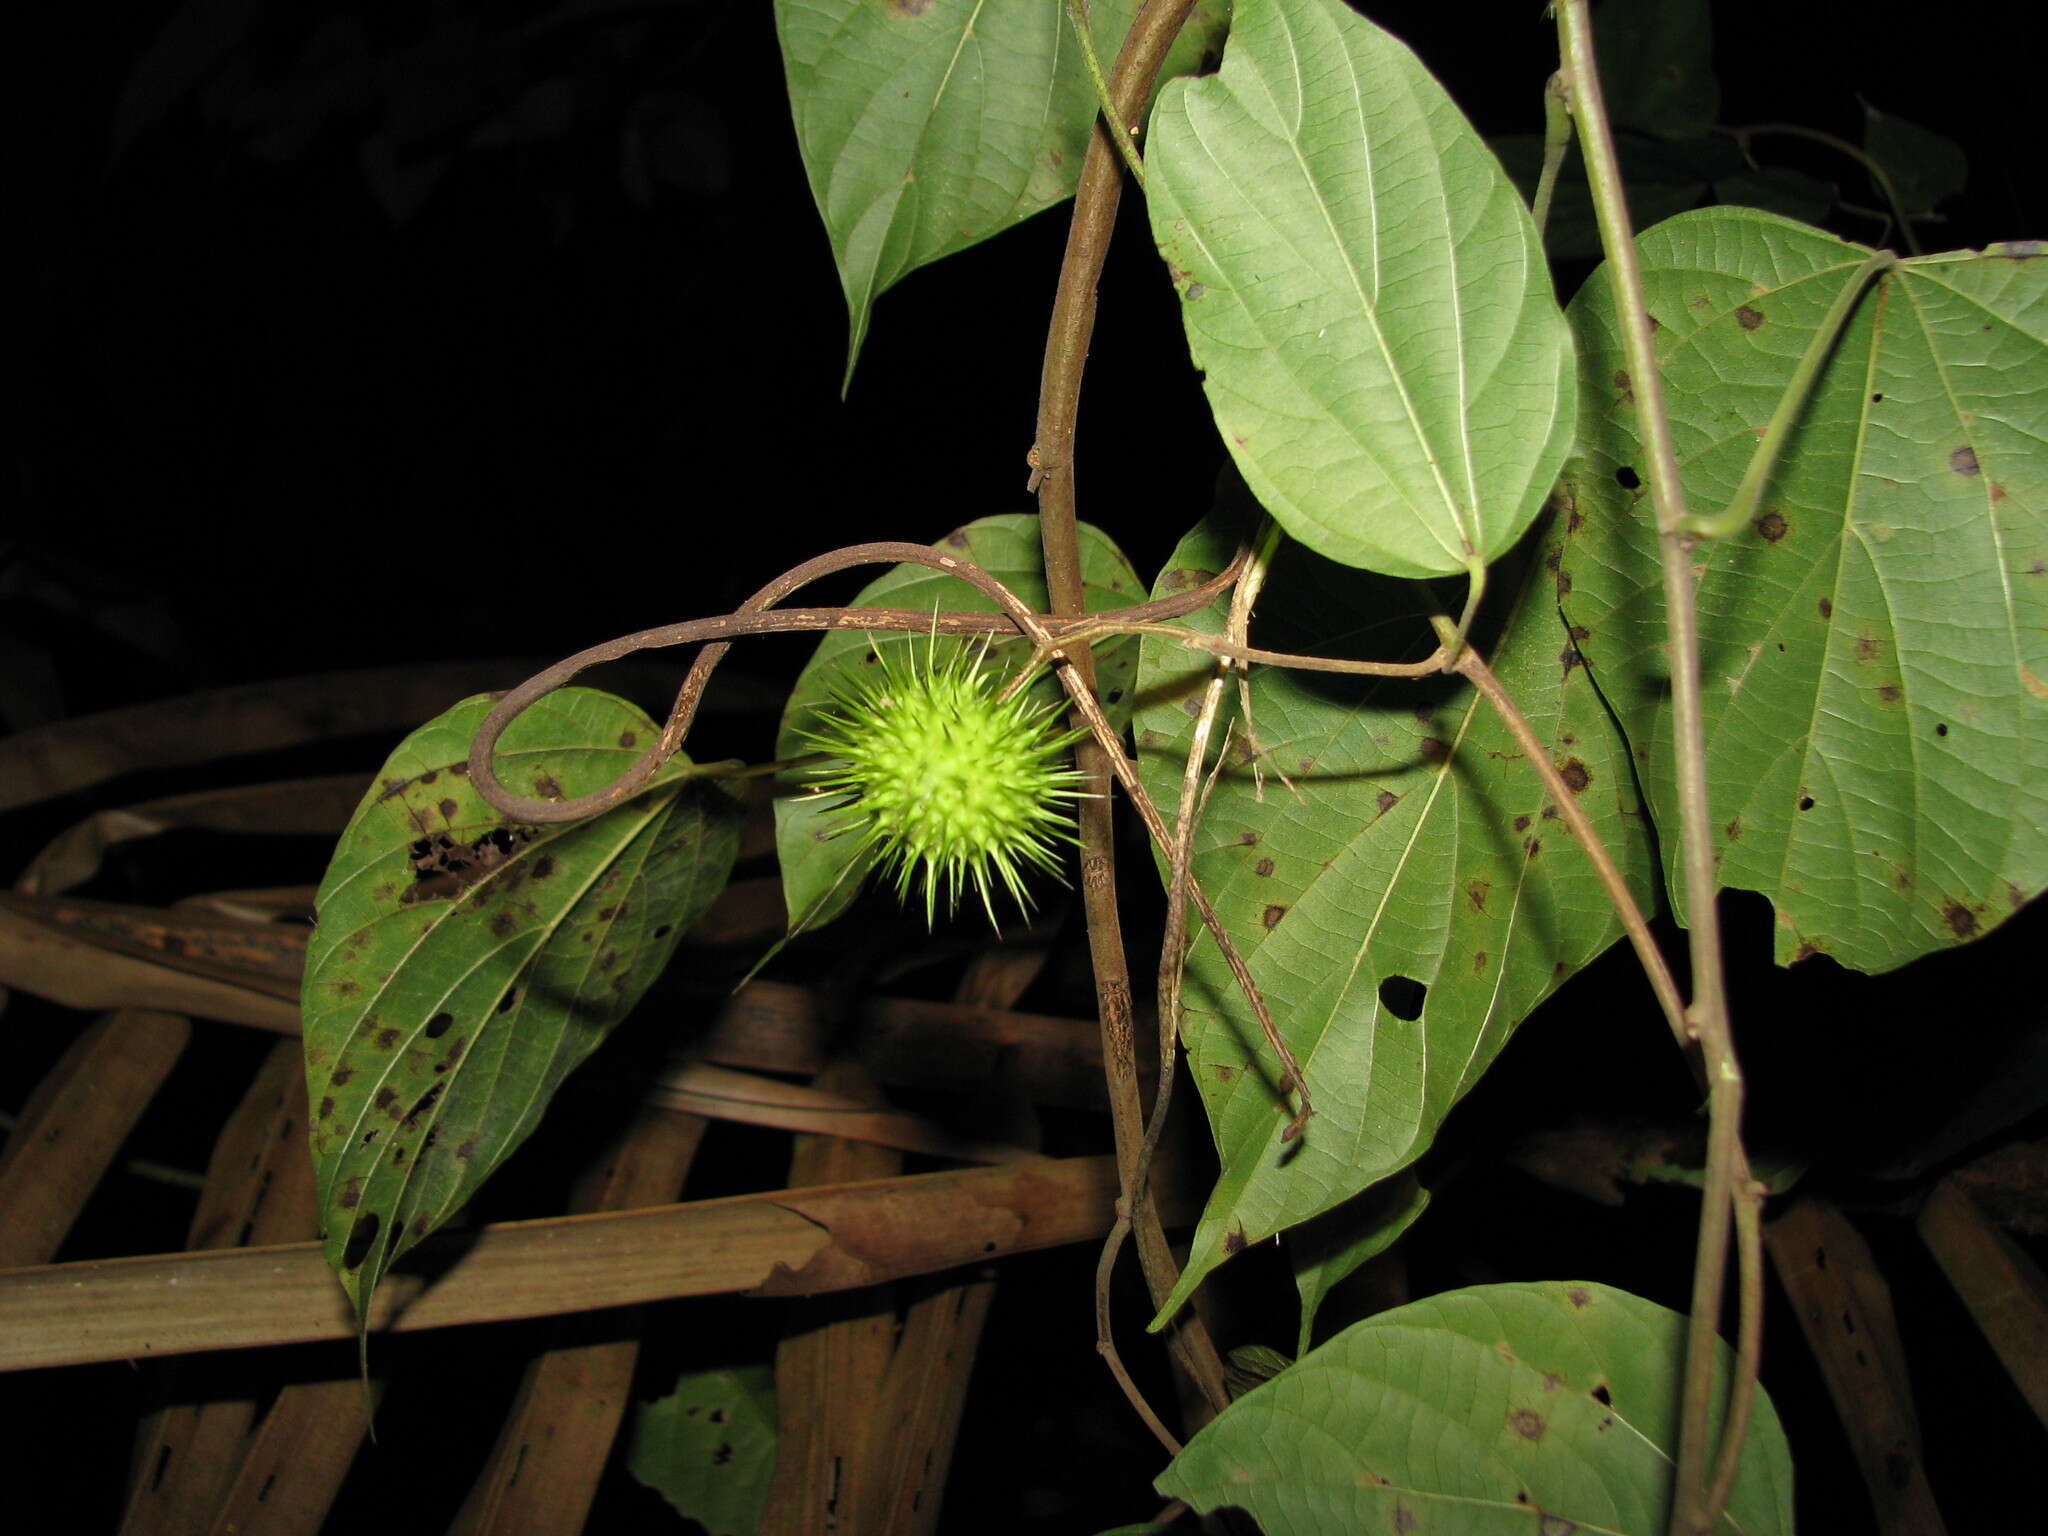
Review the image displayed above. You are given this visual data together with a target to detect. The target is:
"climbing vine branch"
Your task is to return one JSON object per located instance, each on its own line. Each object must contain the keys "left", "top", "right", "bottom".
{"left": 1556, "top": 5, "right": 1762, "bottom": 1532}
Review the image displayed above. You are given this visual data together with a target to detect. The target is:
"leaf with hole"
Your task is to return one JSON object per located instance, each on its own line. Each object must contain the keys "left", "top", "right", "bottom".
{"left": 775, "top": 515, "right": 1142, "bottom": 935}
{"left": 1146, "top": 0, "right": 1576, "bottom": 578}
{"left": 302, "top": 688, "right": 741, "bottom": 1324}
{"left": 1159, "top": 1281, "right": 1794, "bottom": 1535}
{"left": 1560, "top": 207, "right": 2047, "bottom": 970}
{"left": 1134, "top": 498, "right": 1650, "bottom": 1320}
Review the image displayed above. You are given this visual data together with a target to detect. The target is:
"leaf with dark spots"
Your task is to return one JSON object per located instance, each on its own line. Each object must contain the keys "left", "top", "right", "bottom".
{"left": 1736, "top": 304, "right": 1765, "bottom": 330}
{"left": 1255, "top": 858, "right": 1275, "bottom": 877}
{"left": 1942, "top": 900, "right": 1980, "bottom": 939}
{"left": 1161, "top": 1282, "right": 1793, "bottom": 1533}
{"left": 1138, "top": 505, "right": 1650, "bottom": 1316}
{"left": 303, "top": 687, "right": 741, "bottom": 1329}
{"left": 1558, "top": 760, "right": 1592, "bottom": 794}
{"left": 1563, "top": 208, "right": 2048, "bottom": 969}
{"left": 618, "top": 730, "right": 638, "bottom": 749}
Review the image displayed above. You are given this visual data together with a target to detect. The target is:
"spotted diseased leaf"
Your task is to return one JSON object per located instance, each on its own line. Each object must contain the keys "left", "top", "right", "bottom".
{"left": 1159, "top": 1281, "right": 1794, "bottom": 1535}
{"left": 303, "top": 688, "right": 740, "bottom": 1322}
{"left": 1561, "top": 208, "right": 2048, "bottom": 971}
{"left": 1146, "top": 0, "right": 1576, "bottom": 578}
{"left": 774, "top": 0, "right": 1228, "bottom": 388}
{"left": 775, "top": 515, "right": 1142, "bottom": 935}
{"left": 1135, "top": 500, "right": 1650, "bottom": 1318}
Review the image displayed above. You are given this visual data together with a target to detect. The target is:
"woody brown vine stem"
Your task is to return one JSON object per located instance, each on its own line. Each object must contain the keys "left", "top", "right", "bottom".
{"left": 1026, "top": 0, "right": 1236, "bottom": 1435}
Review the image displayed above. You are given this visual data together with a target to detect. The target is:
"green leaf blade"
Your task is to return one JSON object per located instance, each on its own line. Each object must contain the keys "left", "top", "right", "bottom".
{"left": 1561, "top": 209, "right": 2048, "bottom": 970}
{"left": 1158, "top": 1281, "right": 1794, "bottom": 1536}
{"left": 1136, "top": 501, "right": 1651, "bottom": 1317}
{"left": 775, "top": 0, "right": 1227, "bottom": 387}
{"left": 304, "top": 689, "right": 740, "bottom": 1320}
{"left": 627, "top": 1364, "right": 778, "bottom": 1536}
{"left": 1145, "top": 0, "right": 1576, "bottom": 578}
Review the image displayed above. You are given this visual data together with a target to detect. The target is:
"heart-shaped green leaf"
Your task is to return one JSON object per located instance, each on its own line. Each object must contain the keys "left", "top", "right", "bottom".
{"left": 303, "top": 688, "right": 741, "bottom": 1322}
{"left": 1560, "top": 208, "right": 2047, "bottom": 970}
{"left": 1159, "top": 1281, "right": 1793, "bottom": 1535}
{"left": 1135, "top": 503, "right": 1651, "bottom": 1319}
{"left": 1146, "top": 0, "right": 1576, "bottom": 578}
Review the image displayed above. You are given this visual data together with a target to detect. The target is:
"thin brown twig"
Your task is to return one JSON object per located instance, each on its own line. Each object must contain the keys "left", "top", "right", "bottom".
{"left": 467, "top": 541, "right": 1245, "bottom": 824}
{"left": 1092, "top": 535, "right": 1245, "bottom": 1459}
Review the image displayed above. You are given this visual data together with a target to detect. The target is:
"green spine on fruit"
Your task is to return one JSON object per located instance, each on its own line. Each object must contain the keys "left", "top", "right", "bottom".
{"left": 797, "top": 636, "right": 1085, "bottom": 924}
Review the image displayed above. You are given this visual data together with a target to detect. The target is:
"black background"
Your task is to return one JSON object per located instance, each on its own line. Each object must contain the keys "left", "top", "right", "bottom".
{"left": 9, "top": 2, "right": 2044, "bottom": 1532}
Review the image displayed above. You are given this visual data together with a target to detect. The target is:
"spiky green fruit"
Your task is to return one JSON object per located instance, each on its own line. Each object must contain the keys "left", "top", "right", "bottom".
{"left": 797, "top": 637, "right": 1085, "bottom": 925}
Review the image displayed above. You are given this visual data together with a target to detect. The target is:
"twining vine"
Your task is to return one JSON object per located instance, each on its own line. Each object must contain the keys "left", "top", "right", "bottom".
{"left": 458, "top": 3, "right": 1794, "bottom": 1531}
